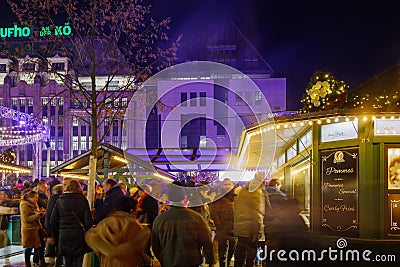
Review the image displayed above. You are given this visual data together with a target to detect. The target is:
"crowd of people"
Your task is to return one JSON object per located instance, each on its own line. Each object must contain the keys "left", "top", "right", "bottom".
{"left": 0, "top": 173, "right": 309, "bottom": 267}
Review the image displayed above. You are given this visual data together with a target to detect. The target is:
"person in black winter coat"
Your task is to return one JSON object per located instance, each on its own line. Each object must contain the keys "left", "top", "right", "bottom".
{"left": 50, "top": 180, "right": 93, "bottom": 267}
{"left": 94, "top": 178, "right": 125, "bottom": 224}
{"left": 136, "top": 184, "right": 159, "bottom": 260}
{"left": 45, "top": 184, "right": 64, "bottom": 267}
{"left": 136, "top": 184, "right": 158, "bottom": 228}
{"left": 211, "top": 179, "right": 237, "bottom": 267}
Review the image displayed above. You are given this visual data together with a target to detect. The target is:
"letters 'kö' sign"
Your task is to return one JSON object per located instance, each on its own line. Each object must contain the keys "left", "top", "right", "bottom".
{"left": 321, "top": 147, "right": 359, "bottom": 237}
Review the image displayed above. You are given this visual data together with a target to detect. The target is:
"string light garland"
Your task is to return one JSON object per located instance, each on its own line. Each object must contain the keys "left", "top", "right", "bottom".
{"left": 246, "top": 114, "right": 400, "bottom": 137}
{"left": 347, "top": 92, "right": 400, "bottom": 111}
{"left": 0, "top": 105, "right": 48, "bottom": 146}
{"left": 300, "top": 71, "right": 349, "bottom": 113}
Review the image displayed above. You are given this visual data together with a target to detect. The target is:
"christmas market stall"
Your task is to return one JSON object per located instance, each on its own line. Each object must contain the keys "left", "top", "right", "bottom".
{"left": 237, "top": 65, "right": 400, "bottom": 249}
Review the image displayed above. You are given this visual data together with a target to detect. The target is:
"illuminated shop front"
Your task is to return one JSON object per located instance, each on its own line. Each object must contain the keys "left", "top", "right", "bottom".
{"left": 238, "top": 111, "right": 400, "bottom": 240}
{"left": 237, "top": 65, "right": 400, "bottom": 241}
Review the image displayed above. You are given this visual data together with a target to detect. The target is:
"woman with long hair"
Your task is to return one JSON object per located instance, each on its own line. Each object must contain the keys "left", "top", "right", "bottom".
{"left": 20, "top": 189, "right": 47, "bottom": 267}
{"left": 50, "top": 180, "right": 93, "bottom": 267}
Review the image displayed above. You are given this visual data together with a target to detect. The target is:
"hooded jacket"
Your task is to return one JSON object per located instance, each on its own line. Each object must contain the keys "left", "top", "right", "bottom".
{"left": 19, "top": 199, "right": 43, "bottom": 248}
{"left": 233, "top": 181, "right": 266, "bottom": 239}
{"left": 95, "top": 185, "right": 125, "bottom": 223}
{"left": 50, "top": 192, "right": 92, "bottom": 256}
{"left": 85, "top": 211, "right": 150, "bottom": 267}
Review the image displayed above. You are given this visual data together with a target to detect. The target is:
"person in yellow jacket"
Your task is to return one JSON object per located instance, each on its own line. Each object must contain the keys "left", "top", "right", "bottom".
{"left": 20, "top": 189, "right": 46, "bottom": 267}
{"left": 85, "top": 196, "right": 150, "bottom": 267}
{"left": 233, "top": 172, "right": 268, "bottom": 267}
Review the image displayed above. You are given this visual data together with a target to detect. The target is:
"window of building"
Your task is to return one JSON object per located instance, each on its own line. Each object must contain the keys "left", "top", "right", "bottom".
{"left": 50, "top": 116, "right": 55, "bottom": 126}
{"left": 290, "top": 160, "right": 311, "bottom": 211}
{"left": 112, "top": 136, "right": 118, "bottom": 147}
{"left": 190, "top": 92, "right": 197, "bottom": 106}
{"left": 42, "top": 116, "right": 48, "bottom": 125}
{"left": 58, "top": 97, "right": 64, "bottom": 106}
{"left": 277, "top": 152, "right": 285, "bottom": 167}
{"left": 108, "top": 81, "right": 119, "bottom": 90}
{"left": 72, "top": 136, "right": 78, "bottom": 151}
{"left": 122, "top": 97, "right": 128, "bottom": 107}
{"left": 51, "top": 98, "right": 57, "bottom": 106}
{"left": 104, "top": 117, "right": 110, "bottom": 126}
{"left": 180, "top": 115, "right": 206, "bottom": 149}
{"left": 28, "top": 98, "right": 33, "bottom": 106}
{"left": 50, "top": 136, "right": 55, "bottom": 150}
{"left": 114, "top": 98, "right": 120, "bottom": 107}
{"left": 299, "top": 130, "right": 312, "bottom": 152}
{"left": 245, "top": 91, "right": 252, "bottom": 105}
{"left": 255, "top": 91, "right": 262, "bottom": 106}
{"left": 42, "top": 98, "right": 48, "bottom": 106}
{"left": 80, "top": 136, "right": 86, "bottom": 151}
{"left": 286, "top": 142, "right": 297, "bottom": 161}
{"left": 72, "top": 116, "right": 78, "bottom": 126}
{"left": 12, "top": 98, "right": 18, "bottom": 107}
{"left": 0, "top": 99, "right": 3, "bottom": 106}
{"left": 224, "top": 91, "right": 228, "bottom": 104}
{"left": 82, "top": 82, "right": 91, "bottom": 90}
{"left": 200, "top": 92, "right": 206, "bottom": 106}
{"left": 121, "top": 135, "right": 126, "bottom": 150}
{"left": 51, "top": 62, "right": 65, "bottom": 71}
{"left": 58, "top": 136, "right": 63, "bottom": 150}
{"left": 199, "top": 136, "right": 207, "bottom": 148}
{"left": 22, "top": 63, "right": 35, "bottom": 72}
{"left": 105, "top": 99, "right": 112, "bottom": 108}
{"left": 0, "top": 64, "right": 6, "bottom": 73}
{"left": 217, "top": 123, "right": 225, "bottom": 136}
{"left": 181, "top": 136, "right": 187, "bottom": 148}
{"left": 236, "top": 92, "right": 243, "bottom": 106}
{"left": 19, "top": 98, "right": 25, "bottom": 107}
{"left": 181, "top": 92, "right": 187, "bottom": 107}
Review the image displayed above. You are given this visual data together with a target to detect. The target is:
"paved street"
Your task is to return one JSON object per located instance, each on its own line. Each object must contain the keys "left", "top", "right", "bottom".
{"left": 0, "top": 245, "right": 24, "bottom": 266}
{"left": 0, "top": 245, "right": 59, "bottom": 267}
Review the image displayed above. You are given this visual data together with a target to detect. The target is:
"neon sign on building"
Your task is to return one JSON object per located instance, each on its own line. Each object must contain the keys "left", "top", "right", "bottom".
{"left": 0, "top": 23, "right": 71, "bottom": 38}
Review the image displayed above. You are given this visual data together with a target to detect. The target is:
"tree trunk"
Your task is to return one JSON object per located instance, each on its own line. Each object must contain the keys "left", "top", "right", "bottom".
{"left": 87, "top": 155, "right": 97, "bottom": 209}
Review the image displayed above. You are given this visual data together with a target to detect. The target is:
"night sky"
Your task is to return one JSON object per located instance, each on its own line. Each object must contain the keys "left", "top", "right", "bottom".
{"left": 2, "top": 0, "right": 400, "bottom": 110}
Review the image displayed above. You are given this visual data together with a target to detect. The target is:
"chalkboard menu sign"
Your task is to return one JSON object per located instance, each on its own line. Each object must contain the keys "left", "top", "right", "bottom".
{"left": 321, "top": 147, "right": 359, "bottom": 237}
{"left": 388, "top": 194, "right": 400, "bottom": 236}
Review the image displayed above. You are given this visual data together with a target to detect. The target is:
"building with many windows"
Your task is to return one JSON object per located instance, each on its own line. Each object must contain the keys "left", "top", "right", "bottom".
{"left": 0, "top": 54, "right": 131, "bottom": 178}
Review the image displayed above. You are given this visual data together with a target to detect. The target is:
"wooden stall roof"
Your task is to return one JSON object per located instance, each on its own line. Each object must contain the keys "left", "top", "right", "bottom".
{"left": 50, "top": 143, "right": 174, "bottom": 179}
{"left": 50, "top": 143, "right": 127, "bottom": 174}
